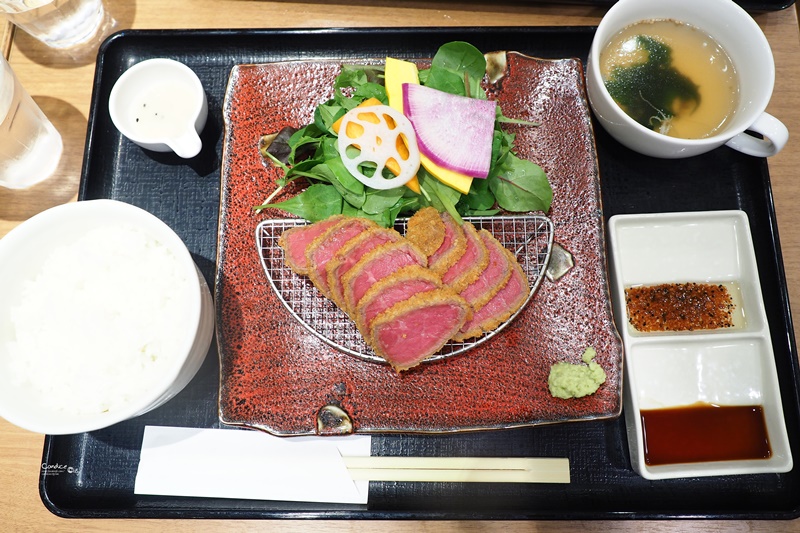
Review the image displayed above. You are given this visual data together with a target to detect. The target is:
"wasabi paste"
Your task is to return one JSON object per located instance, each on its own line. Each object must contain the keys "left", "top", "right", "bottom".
{"left": 548, "top": 347, "right": 606, "bottom": 399}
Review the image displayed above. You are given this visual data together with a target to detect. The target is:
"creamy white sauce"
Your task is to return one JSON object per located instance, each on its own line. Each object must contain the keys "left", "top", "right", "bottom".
{"left": 128, "top": 81, "right": 197, "bottom": 139}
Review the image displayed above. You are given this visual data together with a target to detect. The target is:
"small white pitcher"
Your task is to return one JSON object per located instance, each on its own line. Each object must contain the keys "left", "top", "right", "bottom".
{"left": 109, "top": 58, "right": 207, "bottom": 159}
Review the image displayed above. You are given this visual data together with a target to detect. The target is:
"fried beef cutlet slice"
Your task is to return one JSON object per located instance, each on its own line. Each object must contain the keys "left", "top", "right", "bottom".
{"left": 405, "top": 206, "right": 446, "bottom": 257}
{"left": 305, "top": 217, "right": 377, "bottom": 298}
{"left": 326, "top": 227, "right": 403, "bottom": 310}
{"left": 341, "top": 240, "right": 427, "bottom": 313}
{"left": 368, "top": 288, "right": 471, "bottom": 372}
{"left": 353, "top": 265, "right": 442, "bottom": 335}
{"left": 426, "top": 212, "right": 467, "bottom": 276}
{"left": 458, "top": 229, "right": 513, "bottom": 310}
{"left": 441, "top": 221, "right": 489, "bottom": 294}
{"left": 453, "top": 247, "right": 529, "bottom": 341}
{"left": 277, "top": 214, "right": 346, "bottom": 275}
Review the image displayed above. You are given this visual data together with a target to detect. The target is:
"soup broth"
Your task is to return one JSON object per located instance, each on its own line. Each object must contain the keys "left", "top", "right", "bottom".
{"left": 600, "top": 19, "right": 739, "bottom": 140}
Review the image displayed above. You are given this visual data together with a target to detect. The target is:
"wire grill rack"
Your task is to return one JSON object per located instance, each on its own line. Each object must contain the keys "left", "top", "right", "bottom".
{"left": 256, "top": 215, "right": 554, "bottom": 365}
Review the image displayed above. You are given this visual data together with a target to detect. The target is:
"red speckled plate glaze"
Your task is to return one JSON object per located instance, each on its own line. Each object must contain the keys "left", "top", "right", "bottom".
{"left": 216, "top": 52, "right": 623, "bottom": 435}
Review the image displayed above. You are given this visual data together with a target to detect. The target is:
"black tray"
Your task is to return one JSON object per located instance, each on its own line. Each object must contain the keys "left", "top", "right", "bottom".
{"left": 525, "top": 0, "right": 795, "bottom": 12}
{"left": 40, "top": 27, "right": 800, "bottom": 520}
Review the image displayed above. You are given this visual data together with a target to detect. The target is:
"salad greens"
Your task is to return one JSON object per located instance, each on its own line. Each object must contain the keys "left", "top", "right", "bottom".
{"left": 256, "top": 41, "right": 553, "bottom": 226}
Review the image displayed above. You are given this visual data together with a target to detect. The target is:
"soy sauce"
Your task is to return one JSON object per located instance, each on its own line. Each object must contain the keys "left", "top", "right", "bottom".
{"left": 641, "top": 403, "right": 771, "bottom": 466}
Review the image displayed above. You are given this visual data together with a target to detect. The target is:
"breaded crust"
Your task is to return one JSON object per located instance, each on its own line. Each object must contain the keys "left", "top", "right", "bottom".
{"left": 305, "top": 217, "right": 377, "bottom": 297}
{"left": 443, "top": 221, "right": 489, "bottom": 294}
{"left": 325, "top": 227, "right": 403, "bottom": 310}
{"left": 428, "top": 212, "right": 467, "bottom": 276}
{"left": 277, "top": 214, "right": 346, "bottom": 275}
{"left": 354, "top": 264, "right": 442, "bottom": 334}
{"left": 405, "top": 206, "right": 446, "bottom": 256}
{"left": 368, "top": 287, "right": 471, "bottom": 371}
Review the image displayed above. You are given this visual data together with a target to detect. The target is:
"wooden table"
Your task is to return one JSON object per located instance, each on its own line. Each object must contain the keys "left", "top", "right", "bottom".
{"left": 2, "top": 1, "right": 800, "bottom": 530}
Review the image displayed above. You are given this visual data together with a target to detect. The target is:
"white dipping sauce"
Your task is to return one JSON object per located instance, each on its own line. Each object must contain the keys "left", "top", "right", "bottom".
{"left": 7, "top": 224, "right": 193, "bottom": 416}
{"left": 129, "top": 81, "right": 197, "bottom": 138}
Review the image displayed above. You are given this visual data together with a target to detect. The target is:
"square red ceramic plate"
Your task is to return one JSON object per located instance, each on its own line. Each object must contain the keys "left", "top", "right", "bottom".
{"left": 215, "top": 52, "right": 623, "bottom": 435}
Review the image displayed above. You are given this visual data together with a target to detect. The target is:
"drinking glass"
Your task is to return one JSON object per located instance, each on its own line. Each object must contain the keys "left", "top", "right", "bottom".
{"left": 0, "top": 0, "right": 108, "bottom": 49}
{"left": 0, "top": 54, "right": 62, "bottom": 189}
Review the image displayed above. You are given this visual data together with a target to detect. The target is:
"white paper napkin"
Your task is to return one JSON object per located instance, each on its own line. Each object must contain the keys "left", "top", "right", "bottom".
{"left": 134, "top": 425, "right": 371, "bottom": 504}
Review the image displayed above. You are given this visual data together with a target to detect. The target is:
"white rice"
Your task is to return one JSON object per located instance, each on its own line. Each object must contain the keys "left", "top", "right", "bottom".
{"left": 7, "top": 224, "right": 194, "bottom": 416}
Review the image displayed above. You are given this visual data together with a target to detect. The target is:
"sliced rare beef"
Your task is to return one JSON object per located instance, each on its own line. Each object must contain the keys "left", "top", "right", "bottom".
{"left": 369, "top": 288, "right": 471, "bottom": 371}
{"left": 441, "top": 221, "right": 489, "bottom": 293}
{"left": 354, "top": 265, "right": 442, "bottom": 334}
{"left": 425, "top": 212, "right": 467, "bottom": 276}
{"left": 326, "top": 227, "right": 403, "bottom": 310}
{"left": 275, "top": 212, "right": 534, "bottom": 372}
{"left": 454, "top": 252, "right": 530, "bottom": 341}
{"left": 277, "top": 214, "right": 346, "bottom": 275}
{"left": 341, "top": 240, "right": 427, "bottom": 313}
{"left": 305, "top": 217, "right": 376, "bottom": 298}
{"left": 459, "top": 229, "right": 513, "bottom": 310}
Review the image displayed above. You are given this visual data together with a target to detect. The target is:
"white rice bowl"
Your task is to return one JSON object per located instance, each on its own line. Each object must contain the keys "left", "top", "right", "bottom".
{"left": 0, "top": 199, "right": 214, "bottom": 434}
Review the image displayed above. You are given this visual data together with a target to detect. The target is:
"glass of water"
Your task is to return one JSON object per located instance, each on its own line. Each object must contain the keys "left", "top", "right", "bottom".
{"left": 0, "top": 0, "right": 109, "bottom": 50}
{"left": 0, "top": 54, "right": 62, "bottom": 189}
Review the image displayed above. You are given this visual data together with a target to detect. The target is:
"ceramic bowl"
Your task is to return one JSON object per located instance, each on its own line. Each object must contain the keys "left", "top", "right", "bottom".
{"left": 0, "top": 199, "right": 214, "bottom": 434}
{"left": 586, "top": 0, "right": 787, "bottom": 158}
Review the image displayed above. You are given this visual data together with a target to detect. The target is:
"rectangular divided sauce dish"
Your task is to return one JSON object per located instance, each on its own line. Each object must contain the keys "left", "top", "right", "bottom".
{"left": 608, "top": 210, "right": 793, "bottom": 480}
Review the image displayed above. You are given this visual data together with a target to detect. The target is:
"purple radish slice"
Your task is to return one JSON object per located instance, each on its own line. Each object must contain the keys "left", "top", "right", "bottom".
{"left": 402, "top": 83, "right": 496, "bottom": 178}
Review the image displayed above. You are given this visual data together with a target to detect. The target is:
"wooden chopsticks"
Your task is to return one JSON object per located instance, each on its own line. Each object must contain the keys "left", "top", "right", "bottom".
{"left": 342, "top": 456, "right": 570, "bottom": 483}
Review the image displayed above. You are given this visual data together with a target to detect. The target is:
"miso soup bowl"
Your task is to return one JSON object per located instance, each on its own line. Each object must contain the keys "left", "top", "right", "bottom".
{"left": 586, "top": 0, "right": 788, "bottom": 159}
